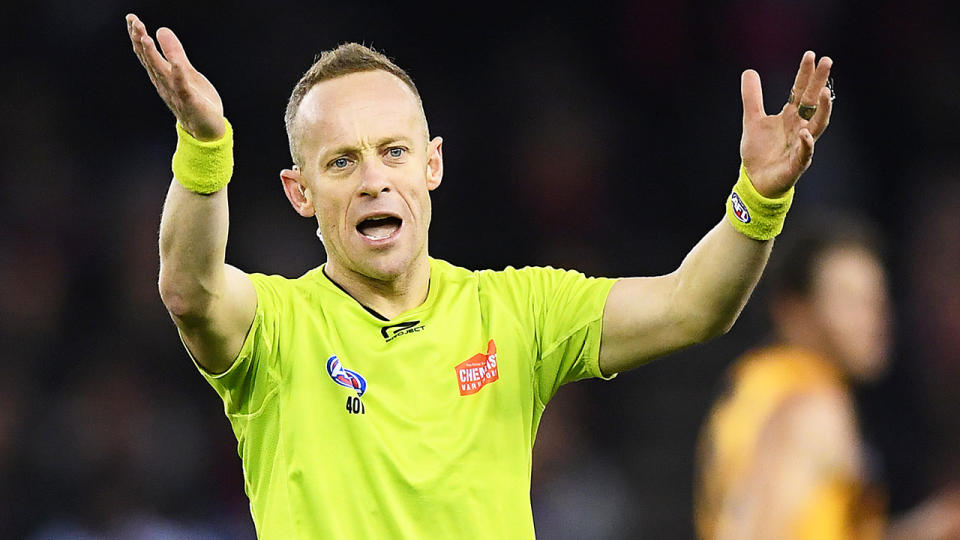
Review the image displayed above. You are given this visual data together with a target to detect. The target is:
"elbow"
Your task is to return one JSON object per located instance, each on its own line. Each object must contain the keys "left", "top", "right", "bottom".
{"left": 704, "top": 312, "right": 741, "bottom": 341}
{"left": 713, "top": 315, "right": 739, "bottom": 338}
{"left": 679, "top": 309, "right": 740, "bottom": 345}
{"left": 158, "top": 271, "right": 215, "bottom": 321}
{"left": 158, "top": 285, "right": 193, "bottom": 319}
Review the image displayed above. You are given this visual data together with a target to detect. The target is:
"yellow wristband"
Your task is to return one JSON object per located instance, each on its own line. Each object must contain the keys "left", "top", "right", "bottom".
{"left": 171, "top": 119, "right": 233, "bottom": 194}
{"left": 725, "top": 163, "right": 794, "bottom": 240}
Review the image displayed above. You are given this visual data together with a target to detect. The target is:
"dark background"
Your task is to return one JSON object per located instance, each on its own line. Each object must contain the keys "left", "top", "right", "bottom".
{"left": 2, "top": 0, "right": 958, "bottom": 538}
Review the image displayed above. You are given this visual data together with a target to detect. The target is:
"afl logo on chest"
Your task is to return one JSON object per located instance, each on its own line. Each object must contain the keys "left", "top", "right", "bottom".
{"left": 730, "top": 192, "right": 751, "bottom": 223}
{"left": 326, "top": 355, "right": 367, "bottom": 397}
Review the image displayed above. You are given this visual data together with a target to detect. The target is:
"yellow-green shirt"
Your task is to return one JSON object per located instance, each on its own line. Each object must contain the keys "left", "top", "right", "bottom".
{"left": 193, "top": 258, "right": 615, "bottom": 539}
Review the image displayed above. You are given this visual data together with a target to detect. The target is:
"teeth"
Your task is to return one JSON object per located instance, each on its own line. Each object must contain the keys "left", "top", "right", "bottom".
{"left": 358, "top": 215, "right": 400, "bottom": 240}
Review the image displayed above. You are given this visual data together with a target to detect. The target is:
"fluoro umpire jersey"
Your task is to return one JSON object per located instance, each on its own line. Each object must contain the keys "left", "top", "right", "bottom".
{"left": 187, "top": 257, "right": 616, "bottom": 539}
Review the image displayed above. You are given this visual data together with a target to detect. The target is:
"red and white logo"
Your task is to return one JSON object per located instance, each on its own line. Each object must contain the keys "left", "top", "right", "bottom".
{"left": 730, "top": 192, "right": 751, "bottom": 223}
{"left": 455, "top": 340, "right": 499, "bottom": 396}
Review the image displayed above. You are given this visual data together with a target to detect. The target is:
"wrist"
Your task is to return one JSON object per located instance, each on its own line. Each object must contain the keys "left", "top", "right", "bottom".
{"left": 725, "top": 163, "right": 794, "bottom": 240}
{"left": 182, "top": 118, "right": 227, "bottom": 142}
{"left": 172, "top": 118, "right": 233, "bottom": 194}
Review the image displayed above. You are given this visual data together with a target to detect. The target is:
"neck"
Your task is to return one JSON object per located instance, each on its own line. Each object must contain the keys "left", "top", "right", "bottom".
{"left": 777, "top": 324, "right": 842, "bottom": 372}
{"left": 324, "top": 256, "right": 431, "bottom": 320}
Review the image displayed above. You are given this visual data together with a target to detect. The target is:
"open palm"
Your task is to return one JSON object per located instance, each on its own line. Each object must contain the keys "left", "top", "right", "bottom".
{"left": 126, "top": 14, "right": 225, "bottom": 141}
{"left": 740, "top": 52, "right": 834, "bottom": 198}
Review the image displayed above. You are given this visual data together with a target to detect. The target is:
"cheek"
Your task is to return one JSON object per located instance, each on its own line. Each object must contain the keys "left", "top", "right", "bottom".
{"left": 820, "top": 295, "right": 889, "bottom": 361}
{"left": 417, "top": 190, "right": 432, "bottom": 225}
{"left": 400, "top": 178, "right": 433, "bottom": 222}
{"left": 315, "top": 200, "right": 344, "bottom": 233}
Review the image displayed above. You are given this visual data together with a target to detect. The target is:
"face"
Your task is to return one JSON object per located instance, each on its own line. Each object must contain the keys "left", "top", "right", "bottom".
{"left": 808, "top": 246, "right": 892, "bottom": 381}
{"left": 285, "top": 70, "right": 443, "bottom": 282}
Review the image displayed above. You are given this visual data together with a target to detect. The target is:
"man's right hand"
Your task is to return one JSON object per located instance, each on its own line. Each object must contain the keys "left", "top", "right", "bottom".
{"left": 126, "top": 14, "right": 225, "bottom": 141}
{"left": 128, "top": 14, "right": 256, "bottom": 375}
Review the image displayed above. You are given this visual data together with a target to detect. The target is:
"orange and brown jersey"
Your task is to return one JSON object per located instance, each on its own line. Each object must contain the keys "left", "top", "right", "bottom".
{"left": 694, "top": 345, "right": 885, "bottom": 540}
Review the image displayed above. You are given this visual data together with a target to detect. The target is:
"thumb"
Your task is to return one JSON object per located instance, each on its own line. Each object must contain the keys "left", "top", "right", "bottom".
{"left": 797, "top": 128, "right": 815, "bottom": 169}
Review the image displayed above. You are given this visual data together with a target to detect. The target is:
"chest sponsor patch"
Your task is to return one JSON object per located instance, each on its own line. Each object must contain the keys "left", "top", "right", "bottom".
{"left": 455, "top": 340, "right": 499, "bottom": 396}
{"left": 326, "top": 355, "right": 367, "bottom": 397}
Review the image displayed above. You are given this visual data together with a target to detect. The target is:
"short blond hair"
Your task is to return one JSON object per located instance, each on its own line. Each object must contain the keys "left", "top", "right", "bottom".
{"left": 284, "top": 43, "right": 422, "bottom": 164}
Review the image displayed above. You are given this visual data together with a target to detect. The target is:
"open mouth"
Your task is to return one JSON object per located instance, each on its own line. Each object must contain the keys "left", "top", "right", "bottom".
{"left": 356, "top": 215, "right": 403, "bottom": 241}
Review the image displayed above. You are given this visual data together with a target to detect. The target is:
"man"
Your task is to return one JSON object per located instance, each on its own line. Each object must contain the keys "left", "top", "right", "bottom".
{"left": 694, "top": 217, "right": 960, "bottom": 540}
{"left": 125, "top": 13, "right": 834, "bottom": 538}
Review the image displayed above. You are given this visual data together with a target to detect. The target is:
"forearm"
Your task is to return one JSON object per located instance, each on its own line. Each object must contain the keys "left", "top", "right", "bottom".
{"left": 158, "top": 179, "right": 230, "bottom": 319}
{"left": 672, "top": 219, "right": 772, "bottom": 339}
{"left": 599, "top": 219, "right": 773, "bottom": 374}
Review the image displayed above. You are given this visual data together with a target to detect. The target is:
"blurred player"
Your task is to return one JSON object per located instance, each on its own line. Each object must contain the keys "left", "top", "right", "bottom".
{"left": 126, "top": 12, "right": 835, "bottom": 538}
{"left": 695, "top": 216, "right": 960, "bottom": 540}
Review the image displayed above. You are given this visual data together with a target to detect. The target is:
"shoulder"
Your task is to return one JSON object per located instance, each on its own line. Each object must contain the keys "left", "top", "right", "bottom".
{"left": 734, "top": 346, "right": 846, "bottom": 394}
{"left": 430, "top": 258, "right": 557, "bottom": 290}
{"left": 763, "top": 384, "right": 860, "bottom": 476}
{"left": 245, "top": 266, "right": 329, "bottom": 307}
{"left": 474, "top": 264, "right": 596, "bottom": 289}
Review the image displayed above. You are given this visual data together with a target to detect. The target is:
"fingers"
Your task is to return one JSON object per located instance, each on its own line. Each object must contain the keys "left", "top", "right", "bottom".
{"left": 800, "top": 56, "right": 833, "bottom": 109}
{"left": 806, "top": 86, "right": 834, "bottom": 138}
{"left": 741, "top": 69, "right": 766, "bottom": 122}
{"left": 126, "top": 15, "right": 175, "bottom": 89}
{"left": 787, "top": 51, "right": 816, "bottom": 107}
{"left": 140, "top": 32, "right": 172, "bottom": 81}
{"left": 126, "top": 15, "right": 151, "bottom": 75}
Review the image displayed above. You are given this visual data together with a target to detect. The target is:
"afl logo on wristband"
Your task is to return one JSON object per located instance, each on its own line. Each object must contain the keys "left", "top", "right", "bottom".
{"left": 731, "top": 192, "right": 751, "bottom": 223}
{"left": 326, "top": 355, "right": 367, "bottom": 397}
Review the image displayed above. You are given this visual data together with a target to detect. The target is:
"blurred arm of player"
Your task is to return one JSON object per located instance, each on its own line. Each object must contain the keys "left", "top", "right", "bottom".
{"left": 126, "top": 14, "right": 256, "bottom": 375}
{"left": 599, "top": 52, "right": 833, "bottom": 375}
{"left": 719, "top": 389, "right": 865, "bottom": 540}
{"left": 721, "top": 391, "right": 960, "bottom": 540}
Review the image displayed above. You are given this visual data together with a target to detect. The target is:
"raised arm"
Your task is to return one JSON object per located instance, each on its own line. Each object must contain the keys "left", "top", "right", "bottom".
{"left": 599, "top": 52, "right": 834, "bottom": 375}
{"left": 126, "top": 14, "right": 256, "bottom": 374}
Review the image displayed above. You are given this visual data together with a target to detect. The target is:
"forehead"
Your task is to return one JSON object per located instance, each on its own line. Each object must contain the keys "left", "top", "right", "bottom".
{"left": 296, "top": 70, "right": 424, "bottom": 154}
{"left": 813, "top": 247, "right": 886, "bottom": 296}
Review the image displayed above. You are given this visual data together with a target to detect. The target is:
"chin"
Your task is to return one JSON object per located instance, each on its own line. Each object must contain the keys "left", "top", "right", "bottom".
{"left": 847, "top": 353, "right": 889, "bottom": 383}
{"left": 354, "top": 250, "right": 418, "bottom": 282}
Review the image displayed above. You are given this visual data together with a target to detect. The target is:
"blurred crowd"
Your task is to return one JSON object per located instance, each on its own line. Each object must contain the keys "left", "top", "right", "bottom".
{"left": 1, "top": 1, "right": 958, "bottom": 538}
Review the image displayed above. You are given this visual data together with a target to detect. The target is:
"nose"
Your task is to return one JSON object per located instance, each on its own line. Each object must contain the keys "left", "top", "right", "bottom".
{"left": 358, "top": 158, "right": 391, "bottom": 198}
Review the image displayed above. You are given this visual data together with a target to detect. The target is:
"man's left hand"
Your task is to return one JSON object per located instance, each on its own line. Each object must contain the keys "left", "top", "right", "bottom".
{"left": 740, "top": 51, "right": 834, "bottom": 198}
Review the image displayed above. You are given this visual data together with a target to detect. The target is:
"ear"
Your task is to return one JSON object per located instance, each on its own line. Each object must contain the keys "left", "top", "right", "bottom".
{"left": 425, "top": 136, "right": 444, "bottom": 191}
{"left": 280, "top": 166, "right": 315, "bottom": 218}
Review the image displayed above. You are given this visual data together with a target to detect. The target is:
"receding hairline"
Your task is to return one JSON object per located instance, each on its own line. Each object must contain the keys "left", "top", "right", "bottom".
{"left": 286, "top": 70, "right": 431, "bottom": 167}
{"left": 284, "top": 43, "right": 426, "bottom": 165}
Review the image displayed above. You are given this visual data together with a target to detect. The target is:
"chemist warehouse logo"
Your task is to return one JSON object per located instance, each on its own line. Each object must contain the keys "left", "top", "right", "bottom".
{"left": 455, "top": 340, "right": 499, "bottom": 396}
{"left": 380, "top": 320, "right": 425, "bottom": 342}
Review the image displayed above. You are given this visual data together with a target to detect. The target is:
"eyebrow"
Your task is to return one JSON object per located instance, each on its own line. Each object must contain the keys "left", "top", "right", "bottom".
{"left": 320, "top": 136, "right": 413, "bottom": 162}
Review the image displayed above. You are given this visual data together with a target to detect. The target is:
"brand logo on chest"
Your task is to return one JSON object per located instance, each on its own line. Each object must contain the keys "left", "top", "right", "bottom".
{"left": 455, "top": 340, "right": 499, "bottom": 396}
{"left": 380, "top": 320, "right": 425, "bottom": 342}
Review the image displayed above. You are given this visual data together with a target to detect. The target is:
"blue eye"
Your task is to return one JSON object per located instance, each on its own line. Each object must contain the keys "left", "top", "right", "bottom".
{"left": 388, "top": 147, "right": 405, "bottom": 158}
{"left": 332, "top": 157, "right": 349, "bottom": 168}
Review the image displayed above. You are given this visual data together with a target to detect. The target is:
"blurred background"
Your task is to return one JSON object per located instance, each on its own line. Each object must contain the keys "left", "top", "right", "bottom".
{"left": 1, "top": 0, "right": 958, "bottom": 538}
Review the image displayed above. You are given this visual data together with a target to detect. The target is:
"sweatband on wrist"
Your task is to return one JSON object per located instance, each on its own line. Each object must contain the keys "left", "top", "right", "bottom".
{"left": 725, "top": 163, "right": 794, "bottom": 241}
{"left": 171, "top": 118, "right": 233, "bottom": 194}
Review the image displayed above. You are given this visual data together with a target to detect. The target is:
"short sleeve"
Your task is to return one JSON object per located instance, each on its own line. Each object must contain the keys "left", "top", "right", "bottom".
{"left": 522, "top": 267, "right": 617, "bottom": 406}
{"left": 183, "top": 273, "right": 284, "bottom": 425}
